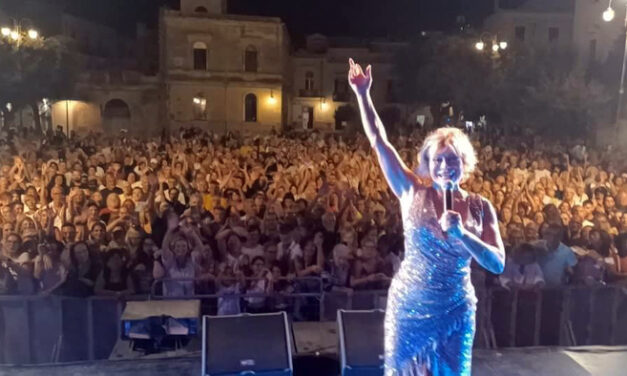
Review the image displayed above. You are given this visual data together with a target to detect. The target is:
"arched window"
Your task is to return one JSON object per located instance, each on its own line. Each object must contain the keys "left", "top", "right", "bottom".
{"left": 305, "top": 71, "right": 314, "bottom": 91}
{"left": 244, "top": 45, "right": 258, "bottom": 72}
{"left": 103, "top": 99, "right": 131, "bottom": 119}
{"left": 195, "top": 6, "right": 208, "bottom": 13}
{"left": 193, "top": 41, "right": 208, "bottom": 71}
{"left": 244, "top": 94, "right": 257, "bottom": 122}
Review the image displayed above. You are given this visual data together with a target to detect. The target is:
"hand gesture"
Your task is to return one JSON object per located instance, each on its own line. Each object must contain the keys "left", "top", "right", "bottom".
{"left": 348, "top": 58, "right": 372, "bottom": 95}
{"left": 439, "top": 210, "right": 465, "bottom": 238}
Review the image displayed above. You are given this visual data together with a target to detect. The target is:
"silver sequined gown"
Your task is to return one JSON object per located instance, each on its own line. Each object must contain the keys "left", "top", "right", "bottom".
{"left": 385, "top": 186, "right": 485, "bottom": 376}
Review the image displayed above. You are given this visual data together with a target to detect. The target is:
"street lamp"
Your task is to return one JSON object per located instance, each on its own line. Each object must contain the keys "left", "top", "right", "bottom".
{"left": 474, "top": 32, "right": 507, "bottom": 55}
{"left": 603, "top": 0, "right": 627, "bottom": 123}
{"left": 0, "top": 18, "right": 40, "bottom": 47}
{"left": 604, "top": 1, "right": 616, "bottom": 21}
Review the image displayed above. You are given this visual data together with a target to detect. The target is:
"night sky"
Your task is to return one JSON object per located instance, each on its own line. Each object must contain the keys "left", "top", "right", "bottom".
{"left": 5, "top": 0, "right": 494, "bottom": 38}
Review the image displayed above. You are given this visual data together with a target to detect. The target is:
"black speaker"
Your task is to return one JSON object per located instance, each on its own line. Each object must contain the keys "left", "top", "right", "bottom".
{"left": 337, "top": 309, "right": 385, "bottom": 376}
{"left": 202, "top": 312, "right": 293, "bottom": 376}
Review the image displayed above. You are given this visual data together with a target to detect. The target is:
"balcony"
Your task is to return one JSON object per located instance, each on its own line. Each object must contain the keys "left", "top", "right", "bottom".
{"left": 299, "top": 89, "right": 321, "bottom": 98}
{"left": 332, "top": 92, "right": 350, "bottom": 102}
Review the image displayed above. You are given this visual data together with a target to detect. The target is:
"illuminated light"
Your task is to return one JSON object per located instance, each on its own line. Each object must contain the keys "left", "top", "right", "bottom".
{"left": 28, "top": 29, "right": 38, "bottom": 39}
{"left": 267, "top": 91, "right": 277, "bottom": 105}
{"left": 492, "top": 43, "right": 500, "bottom": 52}
{"left": 475, "top": 41, "right": 484, "bottom": 51}
{"left": 6, "top": 103, "right": 12, "bottom": 111}
{"left": 10, "top": 31, "right": 19, "bottom": 41}
{"left": 499, "top": 41, "right": 508, "bottom": 50}
{"left": 320, "top": 99, "right": 328, "bottom": 111}
{"left": 1, "top": 28, "right": 10, "bottom": 37}
{"left": 193, "top": 97, "right": 201, "bottom": 104}
{"left": 603, "top": 7, "right": 615, "bottom": 22}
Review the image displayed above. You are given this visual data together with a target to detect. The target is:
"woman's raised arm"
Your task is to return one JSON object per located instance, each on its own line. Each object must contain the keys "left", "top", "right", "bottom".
{"left": 349, "top": 59, "right": 418, "bottom": 200}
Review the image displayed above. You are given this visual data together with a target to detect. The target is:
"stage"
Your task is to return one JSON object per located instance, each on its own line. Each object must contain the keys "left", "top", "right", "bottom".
{"left": 1, "top": 346, "right": 626, "bottom": 376}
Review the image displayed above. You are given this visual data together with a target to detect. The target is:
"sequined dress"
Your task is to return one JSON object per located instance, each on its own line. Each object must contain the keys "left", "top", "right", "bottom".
{"left": 385, "top": 186, "right": 484, "bottom": 376}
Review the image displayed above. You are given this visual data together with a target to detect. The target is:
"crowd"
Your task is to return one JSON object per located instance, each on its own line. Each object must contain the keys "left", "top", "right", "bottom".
{"left": 0, "top": 124, "right": 626, "bottom": 318}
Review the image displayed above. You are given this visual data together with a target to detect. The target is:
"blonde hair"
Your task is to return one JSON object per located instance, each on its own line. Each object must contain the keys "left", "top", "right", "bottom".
{"left": 417, "top": 127, "right": 477, "bottom": 180}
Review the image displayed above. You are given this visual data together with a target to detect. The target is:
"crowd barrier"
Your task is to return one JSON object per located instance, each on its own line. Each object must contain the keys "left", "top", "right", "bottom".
{"left": 1, "top": 279, "right": 626, "bottom": 365}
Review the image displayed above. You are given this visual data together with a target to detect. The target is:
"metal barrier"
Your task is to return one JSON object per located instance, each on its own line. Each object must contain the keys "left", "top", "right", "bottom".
{"left": 1, "top": 283, "right": 626, "bottom": 364}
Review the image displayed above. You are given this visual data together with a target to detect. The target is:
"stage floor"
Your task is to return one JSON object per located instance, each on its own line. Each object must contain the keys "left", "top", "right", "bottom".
{"left": 472, "top": 347, "right": 627, "bottom": 376}
{"left": 1, "top": 346, "right": 626, "bottom": 376}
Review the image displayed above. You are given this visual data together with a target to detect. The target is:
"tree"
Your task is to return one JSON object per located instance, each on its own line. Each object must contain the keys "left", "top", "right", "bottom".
{"left": 395, "top": 35, "right": 612, "bottom": 137}
{"left": 395, "top": 34, "right": 504, "bottom": 125}
{"left": 0, "top": 35, "right": 77, "bottom": 131}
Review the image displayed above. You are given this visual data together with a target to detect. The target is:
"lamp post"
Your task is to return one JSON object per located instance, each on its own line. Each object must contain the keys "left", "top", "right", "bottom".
{"left": 603, "top": 0, "right": 627, "bottom": 124}
{"left": 474, "top": 32, "right": 507, "bottom": 55}
{"left": 1, "top": 19, "right": 42, "bottom": 130}
{"left": 0, "top": 18, "right": 40, "bottom": 48}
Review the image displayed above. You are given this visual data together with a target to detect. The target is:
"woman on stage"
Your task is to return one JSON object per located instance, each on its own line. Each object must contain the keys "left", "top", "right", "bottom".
{"left": 348, "top": 59, "right": 505, "bottom": 376}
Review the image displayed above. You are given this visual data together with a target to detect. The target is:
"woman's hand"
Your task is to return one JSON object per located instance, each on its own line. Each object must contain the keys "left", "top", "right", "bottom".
{"left": 439, "top": 210, "right": 465, "bottom": 238}
{"left": 348, "top": 58, "right": 372, "bottom": 96}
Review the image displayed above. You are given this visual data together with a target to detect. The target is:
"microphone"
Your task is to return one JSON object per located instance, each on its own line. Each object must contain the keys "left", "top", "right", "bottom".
{"left": 444, "top": 182, "right": 453, "bottom": 212}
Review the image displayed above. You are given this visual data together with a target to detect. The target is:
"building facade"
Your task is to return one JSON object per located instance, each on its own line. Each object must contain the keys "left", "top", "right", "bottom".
{"left": 483, "top": 0, "right": 574, "bottom": 52}
{"left": 291, "top": 34, "right": 406, "bottom": 132}
{"left": 484, "top": 0, "right": 624, "bottom": 70}
{"left": 3, "top": 0, "right": 409, "bottom": 135}
{"left": 159, "top": 0, "right": 290, "bottom": 133}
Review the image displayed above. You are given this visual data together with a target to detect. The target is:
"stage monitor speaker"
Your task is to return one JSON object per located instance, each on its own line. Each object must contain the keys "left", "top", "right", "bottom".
{"left": 202, "top": 312, "right": 293, "bottom": 376}
{"left": 337, "top": 309, "right": 385, "bottom": 376}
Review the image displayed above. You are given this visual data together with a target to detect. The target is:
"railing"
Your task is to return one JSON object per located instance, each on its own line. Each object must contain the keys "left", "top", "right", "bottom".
{"left": 298, "top": 89, "right": 322, "bottom": 98}
{"left": 1, "top": 282, "right": 626, "bottom": 364}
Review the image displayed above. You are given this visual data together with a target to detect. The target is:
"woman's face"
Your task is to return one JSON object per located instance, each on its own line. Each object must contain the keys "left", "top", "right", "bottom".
{"left": 252, "top": 258, "right": 265, "bottom": 275}
{"left": 428, "top": 144, "right": 464, "bottom": 187}
{"left": 173, "top": 239, "right": 189, "bottom": 258}
{"left": 21, "top": 219, "right": 35, "bottom": 231}
{"left": 91, "top": 225, "right": 105, "bottom": 241}
{"left": 495, "top": 190, "right": 505, "bottom": 203}
{"left": 142, "top": 238, "right": 157, "bottom": 254}
{"left": 604, "top": 196, "right": 615, "bottom": 210}
{"left": 501, "top": 207, "right": 512, "bottom": 223}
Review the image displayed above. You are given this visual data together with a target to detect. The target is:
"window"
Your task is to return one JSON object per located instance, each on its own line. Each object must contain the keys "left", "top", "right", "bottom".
{"left": 193, "top": 95, "right": 207, "bottom": 120}
{"left": 244, "top": 94, "right": 257, "bottom": 122}
{"left": 515, "top": 26, "right": 526, "bottom": 41}
{"left": 387, "top": 80, "right": 397, "bottom": 102}
{"left": 334, "top": 78, "right": 348, "bottom": 94}
{"left": 549, "top": 27, "right": 559, "bottom": 43}
{"left": 195, "top": 6, "right": 208, "bottom": 13}
{"left": 244, "top": 45, "right": 258, "bottom": 72}
{"left": 193, "top": 41, "right": 208, "bottom": 71}
{"left": 305, "top": 71, "right": 314, "bottom": 91}
{"left": 589, "top": 39, "right": 597, "bottom": 63}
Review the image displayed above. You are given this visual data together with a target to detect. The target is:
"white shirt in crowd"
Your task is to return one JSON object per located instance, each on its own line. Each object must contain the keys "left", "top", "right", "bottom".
{"left": 241, "top": 244, "right": 264, "bottom": 259}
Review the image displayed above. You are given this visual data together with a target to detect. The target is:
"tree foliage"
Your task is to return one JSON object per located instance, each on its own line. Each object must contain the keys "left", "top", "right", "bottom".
{"left": 395, "top": 34, "right": 613, "bottom": 137}
{"left": 0, "top": 35, "right": 77, "bottom": 129}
